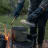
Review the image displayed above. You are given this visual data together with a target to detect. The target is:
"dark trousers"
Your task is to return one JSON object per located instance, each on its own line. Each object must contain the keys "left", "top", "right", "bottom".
{"left": 27, "top": 11, "right": 47, "bottom": 45}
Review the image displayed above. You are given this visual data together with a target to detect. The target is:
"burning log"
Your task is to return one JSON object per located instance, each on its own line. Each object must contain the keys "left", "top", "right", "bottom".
{"left": 3, "top": 24, "right": 11, "bottom": 48}
{"left": 5, "top": 32, "right": 11, "bottom": 48}
{"left": 5, "top": 35, "right": 8, "bottom": 41}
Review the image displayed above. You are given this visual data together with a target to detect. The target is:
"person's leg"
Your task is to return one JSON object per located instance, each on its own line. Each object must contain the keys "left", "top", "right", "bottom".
{"left": 30, "top": 24, "right": 37, "bottom": 47}
{"left": 27, "top": 1, "right": 38, "bottom": 47}
{"left": 38, "top": 12, "right": 47, "bottom": 48}
{"left": 27, "top": 8, "right": 38, "bottom": 47}
{"left": 27, "top": 7, "right": 37, "bottom": 48}
{"left": 27, "top": 0, "right": 42, "bottom": 47}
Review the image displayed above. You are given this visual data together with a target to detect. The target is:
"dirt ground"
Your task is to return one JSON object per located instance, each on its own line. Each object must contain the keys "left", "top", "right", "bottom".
{"left": 7, "top": 40, "right": 48, "bottom": 48}
{"left": 42, "top": 40, "right": 48, "bottom": 48}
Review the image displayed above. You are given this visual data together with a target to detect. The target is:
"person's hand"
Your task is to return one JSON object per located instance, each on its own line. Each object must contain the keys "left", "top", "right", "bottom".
{"left": 27, "top": 13, "right": 38, "bottom": 23}
{"left": 14, "top": 15, "right": 19, "bottom": 19}
{"left": 14, "top": 16, "right": 16, "bottom": 19}
{"left": 27, "top": 8, "right": 44, "bottom": 23}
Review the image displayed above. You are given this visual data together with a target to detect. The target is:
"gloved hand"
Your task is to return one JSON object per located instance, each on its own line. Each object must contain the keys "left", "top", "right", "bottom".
{"left": 14, "top": 15, "right": 19, "bottom": 19}
{"left": 27, "top": 13, "right": 38, "bottom": 23}
{"left": 27, "top": 8, "right": 43, "bottom": 23}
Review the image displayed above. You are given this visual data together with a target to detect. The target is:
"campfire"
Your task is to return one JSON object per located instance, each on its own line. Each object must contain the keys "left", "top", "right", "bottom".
{"left": 5, "top": 35, "right": 8, "bottom": 41}
{"left": 3, "top": 24, "right": 11, "bottom": 48}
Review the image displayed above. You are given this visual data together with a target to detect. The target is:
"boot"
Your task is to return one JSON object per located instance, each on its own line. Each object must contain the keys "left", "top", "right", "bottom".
{"left": 33, "top": 45, "right": 36, "bottom": 48}
{"left": 38, "top": 44, "right": 43, "bottom": 48}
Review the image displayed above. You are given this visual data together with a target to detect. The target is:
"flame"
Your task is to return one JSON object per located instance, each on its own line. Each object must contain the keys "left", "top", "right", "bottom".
{"left": 3, "top": 24, "right": 11, "bottom": 48}
{"left": 5, "top": 32, "right": 11, "bottom": 48}
{"left": 5, "top": 35, "right": 8, "bottom": 41}
{"left": 5, "top": 32, "right": 10, "bottom": 41}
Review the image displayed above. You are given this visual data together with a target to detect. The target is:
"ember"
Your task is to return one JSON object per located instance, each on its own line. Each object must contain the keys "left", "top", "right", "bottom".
{"left": 5, "top": 35, "right": 8, "bottom": 41}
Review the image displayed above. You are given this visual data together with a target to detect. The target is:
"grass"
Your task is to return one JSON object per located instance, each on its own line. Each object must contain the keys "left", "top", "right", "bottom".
{"left": 0, "top": 15, "right": 48, "bottom": 40}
